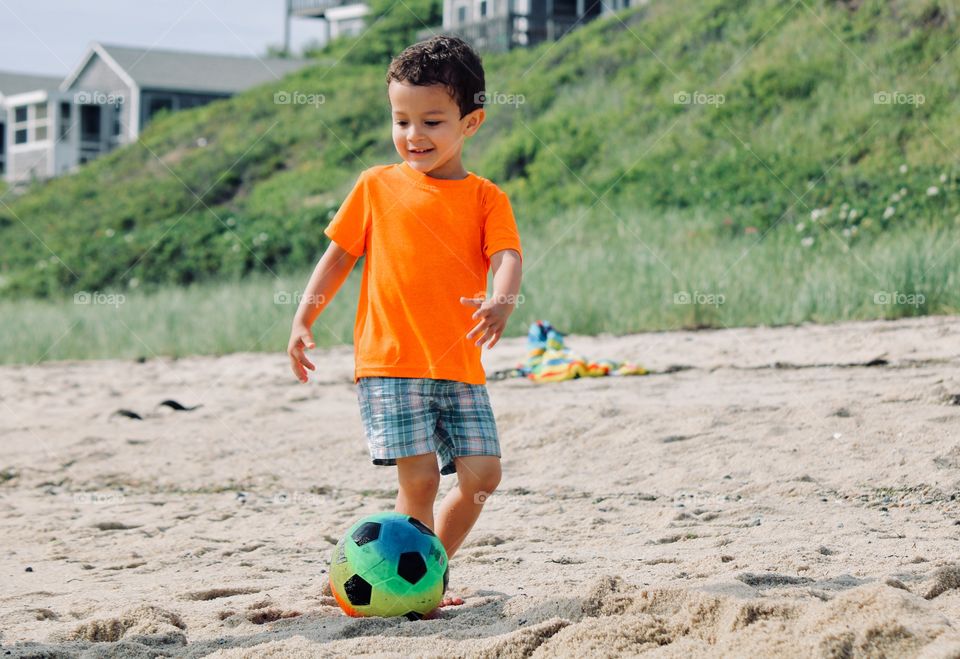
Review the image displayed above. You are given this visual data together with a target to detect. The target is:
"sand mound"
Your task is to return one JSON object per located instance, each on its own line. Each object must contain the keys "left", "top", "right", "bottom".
{"left": 59, "top": 604, "right": 186, "bottom": 645}
{"left": 195, "top": 575, "right": 960, "bottom": 658}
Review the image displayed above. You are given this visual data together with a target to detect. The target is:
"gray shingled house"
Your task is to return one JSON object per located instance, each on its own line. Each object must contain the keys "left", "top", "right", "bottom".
{"left": 2, "top": 42, "right": 310, "bottom": 185}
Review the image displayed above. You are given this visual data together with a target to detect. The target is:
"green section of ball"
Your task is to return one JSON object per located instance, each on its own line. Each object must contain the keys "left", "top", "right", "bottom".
{"left": 329, "top": 511, "right": 448, "bottom": 618}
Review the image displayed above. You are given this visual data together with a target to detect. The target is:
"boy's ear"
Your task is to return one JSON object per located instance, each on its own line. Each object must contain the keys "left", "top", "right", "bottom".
{"left": 462, "top": 108, "right": 485, "bottom": 136}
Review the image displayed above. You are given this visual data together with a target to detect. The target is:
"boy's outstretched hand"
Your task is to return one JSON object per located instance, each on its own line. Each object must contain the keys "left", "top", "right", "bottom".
{"left": 288, "top": 324, "right": 316, "bottom": 383}
{"left": 460, "top": 294, "right": 515, "bottom": 349}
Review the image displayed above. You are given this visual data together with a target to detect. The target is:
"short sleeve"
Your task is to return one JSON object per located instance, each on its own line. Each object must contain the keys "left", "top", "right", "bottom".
{"left": 324, "top": 170, "right": 370, "bottom": 257}
{"left": 482, "top": 185, "right": 523, "bottom": 263}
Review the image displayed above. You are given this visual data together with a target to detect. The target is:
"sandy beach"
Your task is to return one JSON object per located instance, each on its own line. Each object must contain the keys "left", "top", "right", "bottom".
{"left": 2, "top": 315, "right": 960, "bottom": 657}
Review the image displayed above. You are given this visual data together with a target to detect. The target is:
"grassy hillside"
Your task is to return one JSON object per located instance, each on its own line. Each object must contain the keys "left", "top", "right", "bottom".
{"left": 1, "top": 0, "right": 959, "bottom": 363}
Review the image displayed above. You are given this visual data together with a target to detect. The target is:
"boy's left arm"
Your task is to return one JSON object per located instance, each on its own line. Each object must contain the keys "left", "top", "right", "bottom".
{"left": 460, "top": 249, "right": 523, "bottom": 349}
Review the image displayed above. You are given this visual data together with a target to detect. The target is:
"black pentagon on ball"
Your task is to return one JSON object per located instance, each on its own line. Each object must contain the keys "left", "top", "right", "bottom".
{"left": 407, "top": 516, "right": 436, "bottom": 537}
{"left": 343, "top": 574, "right": 372, "bottom": 606}
{"left": 397, "top": 551, "right": 428, "bottom": 584}
{"left": 442, "top": 565, "right": 450, "bottom": 592}
{"left": 351, "top": 521, "right": 381, "bottom": 546}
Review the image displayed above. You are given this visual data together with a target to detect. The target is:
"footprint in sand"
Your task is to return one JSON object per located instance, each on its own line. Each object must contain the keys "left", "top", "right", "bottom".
{"left": 183, "top": 586, "right": 261, "bottom": 601}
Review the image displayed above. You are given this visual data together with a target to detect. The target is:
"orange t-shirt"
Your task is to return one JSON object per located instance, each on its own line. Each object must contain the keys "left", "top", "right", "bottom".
{"left": 323, "top": 161, "right": 523, "bottom": 385}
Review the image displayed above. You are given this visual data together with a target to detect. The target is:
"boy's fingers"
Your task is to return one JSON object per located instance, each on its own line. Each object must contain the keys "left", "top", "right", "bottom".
{"left": 474, "top": 327, "right": 493, "bottom": 346}
{"left": 299, "top": 354, "right": 315, "bottom": 371}
{"left": 302, "top": 334, "right": 315, "bottom": 349}
{"left": 487, "top": 332, "right": 501, "bottom": 349}
{"left": 289, "top": 358, "right": 306, "bottom": 382}
{"left": 466, "top": 319, "right": 487, "bottom": 339}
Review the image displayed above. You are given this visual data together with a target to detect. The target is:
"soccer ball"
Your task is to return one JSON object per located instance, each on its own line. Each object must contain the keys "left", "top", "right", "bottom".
{"left": 329, "top": 511, "right": 449, "bottom": 620}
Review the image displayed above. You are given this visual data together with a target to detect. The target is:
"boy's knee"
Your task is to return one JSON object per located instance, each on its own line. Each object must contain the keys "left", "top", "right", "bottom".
{"left": 399, "top": 470, "right": 441, "bottom": 496}
{"left": 457, "top": 458, "right": 501, "bottom": 495}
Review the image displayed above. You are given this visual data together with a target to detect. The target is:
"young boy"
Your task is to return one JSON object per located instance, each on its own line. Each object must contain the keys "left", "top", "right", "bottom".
{"left": 287, "top": 35, "right": 523, "bottom": 611}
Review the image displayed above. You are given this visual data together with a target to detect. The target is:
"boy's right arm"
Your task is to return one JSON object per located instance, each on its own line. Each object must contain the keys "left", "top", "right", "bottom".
{"left": 288, "top": 241, "right": 360, "bottom": 383}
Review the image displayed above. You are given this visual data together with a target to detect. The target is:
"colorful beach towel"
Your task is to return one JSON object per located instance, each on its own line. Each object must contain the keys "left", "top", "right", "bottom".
{"left": 488, "top": 320, "right": 648, "bottom": 383}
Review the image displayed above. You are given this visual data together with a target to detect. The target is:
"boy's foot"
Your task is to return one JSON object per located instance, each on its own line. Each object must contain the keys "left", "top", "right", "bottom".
{"left": 422, "top": 594, "right": 465, "bottom": 620}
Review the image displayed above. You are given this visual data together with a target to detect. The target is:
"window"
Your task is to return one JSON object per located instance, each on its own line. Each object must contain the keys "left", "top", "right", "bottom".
{"left": 34, "top": 103, "right": 47, "bottom": 120}
{"left": 15, "top": 129, "right": 28, "bottom": 144}
{"left": 458, "top": 5, "right": 467, "bottom": 22}
{"left": 59, "top": 102, "right": 72, "bottom": 140}
{"left": 147, "top": 95, "right": 174, "bottom": 121}
{"left": 35, "top": 125, "right": 48, "bottom": 141}
{"left": 80, "top": 104, "right": 102, "bottom": 141}
{"left": 112, "top": 103, "right": 122, "bottom": 137}
{"left": 480, "top": 0, "right": 487, "bottom": 16}
{"left": 14, "top": 106, "right": 27, "bottom": 123}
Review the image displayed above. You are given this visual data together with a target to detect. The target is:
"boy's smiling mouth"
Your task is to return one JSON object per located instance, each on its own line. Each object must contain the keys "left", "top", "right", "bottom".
{"left": 408, "top": 147, "right": 434, "bottom": 159}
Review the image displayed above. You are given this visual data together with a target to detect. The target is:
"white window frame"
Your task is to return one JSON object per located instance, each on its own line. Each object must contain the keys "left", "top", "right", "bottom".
{"left": 9, "top": 95, "right": 52, "bottom": 149}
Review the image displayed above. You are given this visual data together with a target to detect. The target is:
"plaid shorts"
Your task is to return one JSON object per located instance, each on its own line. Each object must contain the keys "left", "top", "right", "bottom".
{"left": 356, "top": 377, "right": 500, "bottom": 476}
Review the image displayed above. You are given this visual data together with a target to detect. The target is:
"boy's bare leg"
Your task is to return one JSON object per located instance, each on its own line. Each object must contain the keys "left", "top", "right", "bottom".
{"left": 436, "top": 455, "right": 502, "bottom": 560}
{"left": 394, "top": 453, "right": 441, "bottom": 530}
{"left": 420, "top": 455, "right": 502, "bottom": 615}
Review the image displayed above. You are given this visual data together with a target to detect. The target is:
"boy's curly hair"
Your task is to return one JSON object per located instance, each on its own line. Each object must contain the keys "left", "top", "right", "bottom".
{"left": 386, "top": 35, "right": 485, "bottom": 119}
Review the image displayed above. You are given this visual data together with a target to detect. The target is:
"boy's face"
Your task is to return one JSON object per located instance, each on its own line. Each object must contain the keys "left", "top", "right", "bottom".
{"left": 388, "top": 80, "right": 484, "bottom": 179}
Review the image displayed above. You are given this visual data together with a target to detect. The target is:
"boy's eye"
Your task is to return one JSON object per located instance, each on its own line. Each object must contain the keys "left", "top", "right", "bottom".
{"left": 394, "top": 120, "right": 442, "bottom": 126}
{"left": 425, "top": 121, "right": 441, "bottom": 126}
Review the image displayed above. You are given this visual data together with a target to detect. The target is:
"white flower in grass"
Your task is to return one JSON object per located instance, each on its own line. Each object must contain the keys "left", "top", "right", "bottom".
{"left": 849, "top": 209, "right": 859, "bottom": 220}
{"left": 105, "top": 228, "right": 115, "bottom": 237}
{"left": 900, "top": 187, "right": 908, "bottom": 196}
{"left": 796, "top": 222, "right": 806, "bottom": 232}
{"left": 940, "top": 173, "right": 948, "bottom": 183}
{"left": 810, "top": 208, "right": 827, "bottom": 221}
{"left": 129, "top": 277, "right": 140, "bottom": 289}
{"left": 801, "top": 236, "right": 815, "bottom": 248}
{"left": 927, "top": 186, "right": 939, "bottom": 196}
{"left": 899, "top": 164, "right": 908, "bottom": 174}
{"left": 890, "top": 193, "right": 900, "bottom": 203}
{"left": 883, "top": 206, "right": 896, "bottom": 219}
{"left": 839, "top": 210, "right": 847, "bottom": 220}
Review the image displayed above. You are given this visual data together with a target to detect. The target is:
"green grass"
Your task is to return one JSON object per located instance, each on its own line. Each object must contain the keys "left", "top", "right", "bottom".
{"left": 2, "top": 202, "right": 956, "bottom": 364}
{"left": 2, "top": 0, "right": 960, "bottom": 363}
